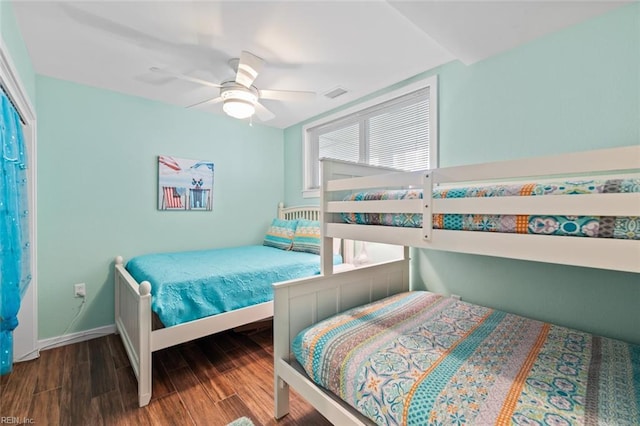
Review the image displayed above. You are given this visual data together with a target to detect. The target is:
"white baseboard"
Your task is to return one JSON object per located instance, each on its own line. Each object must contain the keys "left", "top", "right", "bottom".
{"left": 36, "top": 324, "right": 117, "bottom": 353}
{"left": 13, "top": 347, "right": 39, "bottom": 362}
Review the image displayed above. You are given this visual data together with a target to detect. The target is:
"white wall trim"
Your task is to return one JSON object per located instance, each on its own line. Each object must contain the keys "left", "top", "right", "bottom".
{"left": 0, "top": 39, "right": 36, "bottom": 122}
{"left": 38, "top": 324, "right": 117, "bottom": 352}
{"left": 0, "top": 36, "right": 39, "bottom": 362}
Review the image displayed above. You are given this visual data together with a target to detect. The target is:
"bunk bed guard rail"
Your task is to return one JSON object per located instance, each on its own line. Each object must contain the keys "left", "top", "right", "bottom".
{"left": 320, "top": 146, "right": 640, "bottom": 272}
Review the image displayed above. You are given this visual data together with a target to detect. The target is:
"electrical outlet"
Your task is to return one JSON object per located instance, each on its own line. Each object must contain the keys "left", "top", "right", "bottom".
{"left": 74, "top": 283, "right": 86, "bottom": 298}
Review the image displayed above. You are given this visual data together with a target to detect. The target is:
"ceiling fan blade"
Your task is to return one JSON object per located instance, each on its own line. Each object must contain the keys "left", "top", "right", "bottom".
{"left": 254, "top": 102, "right": 275, "bottom": 122}
{"left": 62, "top": 4, "right": 227, "bottom": 79}
{"left": 260, "top": 89, "right": 316, "bottom": 101}
{"left": 61, "top": 3, "right": 161, "bottom": 51}
{"left": 235, "top": 51, "right": 264, "bottom": 88}
{"left": 186, "top": 96, "right": 223, "bottom": 109}
{"left": 149, "top": 67, "right": 221, "bottom": 88}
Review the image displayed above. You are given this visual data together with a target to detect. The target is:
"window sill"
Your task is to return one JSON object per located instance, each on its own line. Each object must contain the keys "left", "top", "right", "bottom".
{"left": 302, "top": 189, "right": 320, "bottom": 199}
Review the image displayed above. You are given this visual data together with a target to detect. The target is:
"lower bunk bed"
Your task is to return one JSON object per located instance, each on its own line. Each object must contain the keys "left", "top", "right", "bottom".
{"left": 273, "top": 261, "right": 640, "bottom": 425}
{"left": 273, "top": 146, "right": 640, "bottom": 425}
{"left": 114, "top": 203, "right": 340, "bottom": 407}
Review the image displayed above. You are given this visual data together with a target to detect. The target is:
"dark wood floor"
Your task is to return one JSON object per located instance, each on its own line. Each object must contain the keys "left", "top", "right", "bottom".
{"left": 0, "top": 323, "right": 331, "bottom": 426}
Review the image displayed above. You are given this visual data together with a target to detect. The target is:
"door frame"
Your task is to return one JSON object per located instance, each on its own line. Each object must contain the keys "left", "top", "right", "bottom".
{"left": 0, "top": 37, "right": 38, "bottom": 361}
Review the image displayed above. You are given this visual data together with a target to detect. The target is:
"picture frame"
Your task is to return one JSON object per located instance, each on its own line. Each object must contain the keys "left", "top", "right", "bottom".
{"left": 158, "top": 155, "right": 214, "bottom": 211}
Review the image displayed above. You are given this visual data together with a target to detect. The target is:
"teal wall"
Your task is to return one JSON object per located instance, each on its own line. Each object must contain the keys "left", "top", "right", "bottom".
{"left": 284, "top": 4, "right": 640, "bottom": 343}
{"left": 435, "top": 4, "right": 638, "bottom": 167}
{"left": 415, "top": 4, "right": 639, "bottom": 344}
{"left": 36, "top": 76, "right": 284, "bottom": 338}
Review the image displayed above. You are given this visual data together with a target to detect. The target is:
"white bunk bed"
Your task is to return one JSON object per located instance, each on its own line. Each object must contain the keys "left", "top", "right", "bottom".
{"left": 114, "top": 203, "right": 321, "bottom": 407}
{"left": 320, "top": 145, "right": 639, "bottom": 273}
{"left": 273, "top": 146, "right": 640, "bottom": 425}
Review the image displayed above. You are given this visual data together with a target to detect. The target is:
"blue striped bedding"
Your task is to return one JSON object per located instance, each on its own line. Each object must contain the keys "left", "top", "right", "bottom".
{"left": 127, "top": 245, "right": 341, "bottom": 327}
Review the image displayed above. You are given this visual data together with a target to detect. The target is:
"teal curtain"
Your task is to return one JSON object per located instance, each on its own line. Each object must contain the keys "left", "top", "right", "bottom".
{"left": 0, "top": 90, "right": 31, "bottom": 375}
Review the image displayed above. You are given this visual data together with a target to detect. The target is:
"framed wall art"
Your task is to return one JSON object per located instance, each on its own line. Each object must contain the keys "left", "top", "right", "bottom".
{"left": 158, "top": 155, "right": 214, "bottom": 211}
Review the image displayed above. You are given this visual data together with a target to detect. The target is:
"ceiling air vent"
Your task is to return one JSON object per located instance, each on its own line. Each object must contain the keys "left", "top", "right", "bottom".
{"left": 324, "top": 87, "right": 348, "bottom": 99}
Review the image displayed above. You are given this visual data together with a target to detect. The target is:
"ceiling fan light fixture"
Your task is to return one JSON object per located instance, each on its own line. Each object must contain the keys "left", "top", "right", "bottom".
{"left": 223, "top": 99, "right": 255, "bottom": 119}
{"left": 220, "top": 84, "right": 259, "bottom": 119}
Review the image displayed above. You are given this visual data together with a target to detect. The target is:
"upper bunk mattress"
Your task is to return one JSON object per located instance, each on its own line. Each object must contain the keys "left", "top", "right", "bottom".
{"left": 127, "top": 245, "right": 341, "bottom": 327}
{"left": 293, "top": 291, "right": 640, "bottom": 426}
{"left": 340, "top": 177, "right": 639, "bottom": 239}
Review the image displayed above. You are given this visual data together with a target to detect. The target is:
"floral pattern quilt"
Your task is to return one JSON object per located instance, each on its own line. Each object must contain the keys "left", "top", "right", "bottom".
{"left": 293, "top": 291, "right": 640, "bottom": 426}
{"left": 340, "top": 178, "right": 640, "bottom": 239}
{"left": 126, "top": 246, "right": 341, "bottom": 326}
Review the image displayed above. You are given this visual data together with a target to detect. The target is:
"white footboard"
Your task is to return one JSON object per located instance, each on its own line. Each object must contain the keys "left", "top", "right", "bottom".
{"left": 114, "top": 256, "right": 152, "bottom": 407}
{"left": 273, "top": 259, "right": 410, "bottom": 423}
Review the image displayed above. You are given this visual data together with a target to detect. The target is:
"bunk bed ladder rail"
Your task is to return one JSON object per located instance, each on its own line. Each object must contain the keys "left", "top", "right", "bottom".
{"left": 422, "top": 171, "right": 433, "bottom": 240}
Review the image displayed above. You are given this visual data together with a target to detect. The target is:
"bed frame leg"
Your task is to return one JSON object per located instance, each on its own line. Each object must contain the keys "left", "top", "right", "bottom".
{"left": 138, "top": 350, "right": 152, "bottom": 407}
{"left": 274, "top": 375, "right": 290, "bottom": 419}
{"left": 138, "top": 280, "right": 153, "bottom": 407}
{"left": 135, "top": 330, "right": 152, "bottom": 406}
{"left": 139, "top": 391, "right": 151, "bottom": 408}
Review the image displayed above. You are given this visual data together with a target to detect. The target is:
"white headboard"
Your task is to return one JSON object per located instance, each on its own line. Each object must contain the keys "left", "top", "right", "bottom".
{"left": 277, "top": 202, "right": 320, "bottom": 221}
{"left": 277, "top": 202, "right": 343, "bottom": 256}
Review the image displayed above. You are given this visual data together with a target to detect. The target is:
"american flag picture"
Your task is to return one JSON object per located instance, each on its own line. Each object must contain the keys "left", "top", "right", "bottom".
{"left": 162, "top": 186, "right": 183, "bottom": 208}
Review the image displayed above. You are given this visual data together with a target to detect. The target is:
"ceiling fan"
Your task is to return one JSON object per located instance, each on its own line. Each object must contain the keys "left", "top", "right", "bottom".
{"left": 151, "top": 51, "right": 315, "bottom": 122}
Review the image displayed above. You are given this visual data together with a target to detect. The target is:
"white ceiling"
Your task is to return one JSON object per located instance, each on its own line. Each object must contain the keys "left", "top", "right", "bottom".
{"left": 11, "top": 1, "right": 628, "bottom": 128}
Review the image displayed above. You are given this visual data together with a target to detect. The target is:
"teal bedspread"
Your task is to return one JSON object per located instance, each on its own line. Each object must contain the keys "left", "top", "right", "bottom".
{"left": 127, "top": 245, "right": 341, "bottom": 327}
{"left": 293, "top": 291, "right": 640, "bottom": 425}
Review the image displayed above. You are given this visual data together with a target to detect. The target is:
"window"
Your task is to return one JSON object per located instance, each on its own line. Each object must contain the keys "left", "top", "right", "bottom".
{"left": 303, "top": 76, "right": 437, "bottom": 197}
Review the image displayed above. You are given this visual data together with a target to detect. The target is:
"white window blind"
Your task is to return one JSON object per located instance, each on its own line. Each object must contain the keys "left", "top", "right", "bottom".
{"left": 318, "top": 122, "right": 360, "bottom": 164}
{"left": 304, "top": 77, "right": 436, "bottom": 194}
{"left": 368, "top": 91, "right": 430, "bottom": 171}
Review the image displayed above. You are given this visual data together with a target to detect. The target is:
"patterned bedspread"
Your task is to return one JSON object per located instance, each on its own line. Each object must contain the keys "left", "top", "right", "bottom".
{"left": 293, "top": 292, "right": 640, "bottom": 425}
{"left": 340, "top": 178, "right": 640, "bottom": 239}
